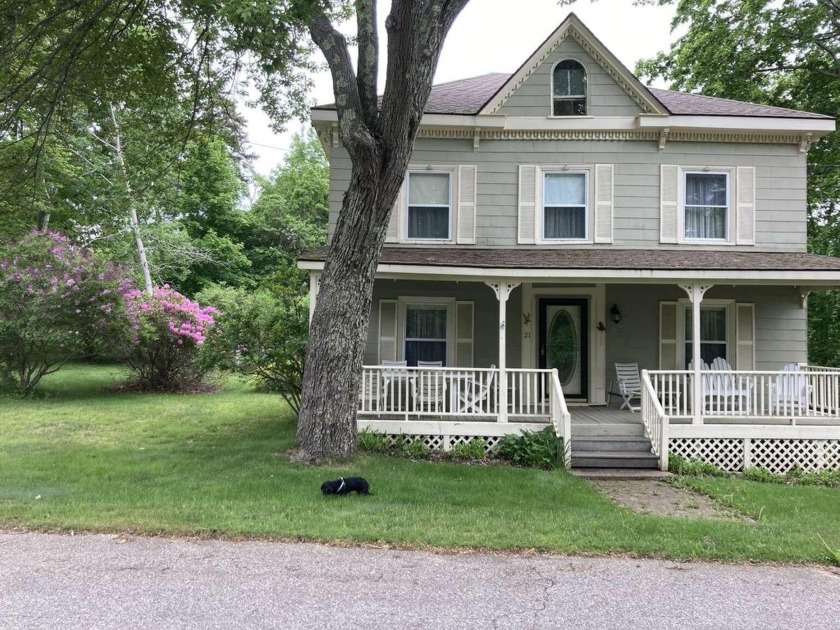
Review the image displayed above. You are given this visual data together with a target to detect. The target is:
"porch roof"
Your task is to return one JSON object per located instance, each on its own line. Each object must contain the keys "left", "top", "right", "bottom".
{"left": 299, "top": 247, "right": 840, "bottom": 286}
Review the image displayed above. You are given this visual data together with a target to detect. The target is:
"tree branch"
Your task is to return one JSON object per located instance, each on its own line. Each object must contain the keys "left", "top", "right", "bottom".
{"left": 308, "top": 10, "right": 374, "bottom": 161}
{"left": 355, "top": 0, "right": 378, "bottom": 129}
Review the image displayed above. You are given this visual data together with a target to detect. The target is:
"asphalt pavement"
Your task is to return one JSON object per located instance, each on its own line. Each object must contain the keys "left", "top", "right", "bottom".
{"left": 1, "top": 531, "right": 838, "bottom": 629}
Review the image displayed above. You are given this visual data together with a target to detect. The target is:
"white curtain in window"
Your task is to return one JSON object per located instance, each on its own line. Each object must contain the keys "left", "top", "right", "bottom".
{"left": 544, "top": 173, "right": 586, "bottom": 239}
{"left": 685, "top": 173, "right": 727, "bottom": 239}
{"left": 408, "top": 173, "right": 449, "bottom": 205}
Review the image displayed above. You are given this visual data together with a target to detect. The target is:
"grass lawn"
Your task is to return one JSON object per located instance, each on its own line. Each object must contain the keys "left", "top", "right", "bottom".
{"left": 1, "top": 364, "right": 839, "bottom": 564}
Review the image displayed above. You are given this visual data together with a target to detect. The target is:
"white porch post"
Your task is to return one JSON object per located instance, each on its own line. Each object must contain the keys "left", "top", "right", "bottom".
{"left": 308, "top": 273, "right": 321, "bottom": 324}
{"left": 486, "top": 281, "right": 520, "bottom": 423}
{"left": 679, "top": 283, "right": 712, "bottom": 425}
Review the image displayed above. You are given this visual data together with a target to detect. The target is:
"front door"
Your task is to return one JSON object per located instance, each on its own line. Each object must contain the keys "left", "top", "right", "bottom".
{"left": 539, "top": 299, "right": 588, "bottom": 399}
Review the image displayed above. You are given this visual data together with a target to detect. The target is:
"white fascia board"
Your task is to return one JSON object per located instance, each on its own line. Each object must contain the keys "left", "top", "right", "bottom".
{"left": 503, "top": 117, "right": 638, "bottom": 131}
{"left": 310, "top": 109, "right": 338, "bottom": 123}
{"left": 637, "top": 114, "right": 835, "bottom": 135}
{"left": 310, "top": 109, "right": 507, "bottom": 130}
{"left": 298, "top": 259, "right": 840, "bottom": 286}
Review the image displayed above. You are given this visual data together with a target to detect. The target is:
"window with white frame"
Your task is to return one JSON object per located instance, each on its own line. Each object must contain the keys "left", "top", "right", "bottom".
{"left": 683, "top": 305, "right": 728, "bottom": 368}
{"left": 684, "top": 171, "right": 729, "bottom": 240}
{"left": 404, "top": 303, "right": 448, "bottom": 366}
{"left": 543, "top": 171, "right": 588, "bottom": 240}
{"left": 406, "top": 172, "right": 451, "bottom": 240}
{"left": 552, "top": 60, "right": 587, "bottom": 116}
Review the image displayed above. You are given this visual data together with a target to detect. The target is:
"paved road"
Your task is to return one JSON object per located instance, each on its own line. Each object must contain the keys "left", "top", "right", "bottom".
{"left": 1, "top": 532, "right": 838, "bottom": 629}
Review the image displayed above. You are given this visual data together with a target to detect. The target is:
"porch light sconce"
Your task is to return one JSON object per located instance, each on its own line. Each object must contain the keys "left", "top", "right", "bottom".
{"left": 610, "top": 304, "right": 622, "bottom": 324}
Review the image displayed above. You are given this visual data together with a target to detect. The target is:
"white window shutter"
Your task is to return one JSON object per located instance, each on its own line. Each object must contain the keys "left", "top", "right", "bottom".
{"left": 378, "top": 300, "right": 398, "bottom": 362}
{"left": 594, "top": 164, "right": 614, "bottom": 244}
{"left": 518, "top": 165, "right": 537, "bottom": 244}
{"left": 736, "top": 166, "right": 756, "bottom": 245}
{"left": 660, "top": 165, "right": 679, "bottom": 244}
{"left": 735, "top": 303, "right": 755, "bottom": 370}
{"left": 455, "top": 301, "right": 474, "bottom": 368}
{"left": 385, "top": 182, "right": 404, "bottom": 243}
{"left": 659, "top": 301, "right": 678, "bottom": 369}
{"left": 457, "top": 165, "right": 477, "bottom": 244}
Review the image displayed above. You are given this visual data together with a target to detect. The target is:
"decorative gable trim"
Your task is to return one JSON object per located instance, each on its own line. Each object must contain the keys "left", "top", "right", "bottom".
{"left": 479, "top": 13, "right": 666, "bottom": 117}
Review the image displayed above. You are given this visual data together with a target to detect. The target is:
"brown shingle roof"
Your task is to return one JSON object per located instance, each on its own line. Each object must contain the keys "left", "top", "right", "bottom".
{"left": 300, "top": 247, "right": 840, "bottom": 272}
{"left": 312, "top": 73, "right": 831, "bottom": 120}
{"left": 648, "top": 88, "right": 832, "bottom": 120}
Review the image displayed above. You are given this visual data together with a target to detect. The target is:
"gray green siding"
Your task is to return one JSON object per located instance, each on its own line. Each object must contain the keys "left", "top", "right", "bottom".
{"left": 496, "top": 38, "right": 643, "bottom": 118}
{"left": 327, "top": 139, "right": 808, "bottom": 251}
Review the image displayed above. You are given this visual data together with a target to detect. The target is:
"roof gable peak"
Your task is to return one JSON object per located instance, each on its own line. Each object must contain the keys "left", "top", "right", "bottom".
{"left": 479, "top": 13, "right": 666, "bottom": 116}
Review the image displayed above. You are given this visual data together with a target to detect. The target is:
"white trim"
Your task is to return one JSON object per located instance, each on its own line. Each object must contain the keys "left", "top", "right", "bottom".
{"left": 403, "top": 169, "right": 455, "bottom": 243}
{"left": 298, "top": 260, "right": 840, "bottom": 286}
{"left": 669, "top": 425, "right": 840, "bottom": 440}
{"left": 538, "top": 167, "right": 591, "bottom": 243}
{"left": 527, "top": 285, "right": 606, "bottom": 404}
{"left": 397, "top": 296, "right": 456, "bottom": 365}
{"left": 478, "top": 15, "right": 665, "bottom": 116}
{"left": 549, "top": 58, "right": 588, "bottom": 118}
{"left": 680, "top": 169, "right": 733, "bottom": 244}
{"left": 637, "top": 114, "right": 835, "bottom": 135}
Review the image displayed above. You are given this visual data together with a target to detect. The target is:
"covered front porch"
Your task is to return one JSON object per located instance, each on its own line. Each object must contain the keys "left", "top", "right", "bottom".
{"left": 299, "top": 247, "right": 840, "bottom": 471}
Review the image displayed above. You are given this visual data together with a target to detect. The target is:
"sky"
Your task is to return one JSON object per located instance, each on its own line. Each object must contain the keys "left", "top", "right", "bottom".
{"left": 245, "top": 0, "right": 681, "bottom": 177}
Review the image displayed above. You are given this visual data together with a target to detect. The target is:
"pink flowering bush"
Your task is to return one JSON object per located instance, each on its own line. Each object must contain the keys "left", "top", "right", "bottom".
{"left": 120, "top": 285, "right": 218, "bottom": 390}
{"left": 0, "top": 230, "right": 133, "bottom": 393}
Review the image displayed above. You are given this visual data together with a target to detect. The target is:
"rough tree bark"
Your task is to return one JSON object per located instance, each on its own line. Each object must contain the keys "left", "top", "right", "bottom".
{"left": 295, "top": 0, "right": 471, "bottom": 459}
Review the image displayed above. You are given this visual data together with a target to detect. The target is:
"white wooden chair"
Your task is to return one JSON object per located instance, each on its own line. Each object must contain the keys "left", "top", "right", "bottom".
{"left": 614, "top": 363, "right": 642, "bottom": 412}
{"left": 707, "top": 357, "right": 753, "bottom": 413}
{"left": 457, "top": 365, "right": 496, "bottom": 414}
{"left": 772, "top": 363, "right": 810, "bottom": 415}
{"left": 412, "top": 369, "right": 447, "bottom": 412}
{"left": 381, "top": 360, "right": 409, "bottom": 412}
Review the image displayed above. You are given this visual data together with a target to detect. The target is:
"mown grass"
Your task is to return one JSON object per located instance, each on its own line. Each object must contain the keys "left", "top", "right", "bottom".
{"left": 1, "top": 364, "right": 839, "bottom": 564}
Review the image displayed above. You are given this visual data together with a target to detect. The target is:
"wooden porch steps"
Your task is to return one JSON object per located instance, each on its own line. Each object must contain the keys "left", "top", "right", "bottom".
{"left": 571, "top": 436, "right": 659, "bottom": 469}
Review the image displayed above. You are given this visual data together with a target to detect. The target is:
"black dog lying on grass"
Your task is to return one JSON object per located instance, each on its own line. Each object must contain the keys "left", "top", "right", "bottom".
{"left": 321, "top": 476, "right": 370, "bottom": 496}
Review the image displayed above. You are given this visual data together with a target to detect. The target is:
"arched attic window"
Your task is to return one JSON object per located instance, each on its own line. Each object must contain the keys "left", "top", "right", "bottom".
{"left": 553, "top": 60, "right": 587, "bottom": 116}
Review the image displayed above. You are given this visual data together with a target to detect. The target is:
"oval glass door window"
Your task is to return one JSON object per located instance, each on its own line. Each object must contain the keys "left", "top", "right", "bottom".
{"left": 547, "top": 309, "right": 579, "bottom": 387}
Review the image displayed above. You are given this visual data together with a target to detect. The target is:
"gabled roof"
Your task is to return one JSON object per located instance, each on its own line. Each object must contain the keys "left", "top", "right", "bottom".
{"left": 478, "top": 13, "right": 665, "bottom": 116}
{"left": 312, "top": 14, "right": 832, "bottom": 122}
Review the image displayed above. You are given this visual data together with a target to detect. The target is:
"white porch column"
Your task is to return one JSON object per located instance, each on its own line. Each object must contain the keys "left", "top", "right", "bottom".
{"left": 308, "top": 273, "right": 321, "bottom": 324}
{"left": 486, "top": 281, "right": 520, "bottom": 423}
{"left": 679, "top": 283, "right": 713, "bottom": 425}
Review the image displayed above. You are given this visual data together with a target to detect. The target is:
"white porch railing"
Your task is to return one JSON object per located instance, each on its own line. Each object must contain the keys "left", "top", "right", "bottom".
{"left": 641, "top": 369, "right": 669, "bottom": 470}
{"left": 358, "top": 366, "right": 562, "bottom": 421}
{"left": 548, "top": 368, "right": 572, "bottom": 468}
{"left": 647, "top": 367, "right": 840, "bottom": 422}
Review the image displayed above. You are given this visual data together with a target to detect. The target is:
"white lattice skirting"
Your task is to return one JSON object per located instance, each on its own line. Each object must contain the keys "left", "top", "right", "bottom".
{"left": 670, "top": 438, "right": 840, "bottom": 474}
{"left": 384, "top": 434, "right": 503, "bottom": 453}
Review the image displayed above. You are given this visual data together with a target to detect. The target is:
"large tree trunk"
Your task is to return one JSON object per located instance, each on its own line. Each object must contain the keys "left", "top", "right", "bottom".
{"left": 295, "top": 0, "right": 470, "bottom": 460}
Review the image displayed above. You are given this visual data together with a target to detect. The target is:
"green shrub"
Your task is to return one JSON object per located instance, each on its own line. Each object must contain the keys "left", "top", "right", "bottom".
{"left": 742, "top": 465, "right": 840, "bottom": 487}
{"left": 668, "top": 454, "right": 729, "bottom": 477}
{"left": 497, "top": 428, "right": 564, "bottom": 469}
{"left": 357, "top": 428, "right": 391, "bottom": 453}
{"left": 198, "top": 285, "right": 308, "bottom": 414}
{"left": 449, "top": 438, "right": 487, "bottom": 461}
{"left": 742, "top": 466, "right": 786, "bottom": 484}
{"left": 394, "top": 434, "right": 430, "bottom": 459}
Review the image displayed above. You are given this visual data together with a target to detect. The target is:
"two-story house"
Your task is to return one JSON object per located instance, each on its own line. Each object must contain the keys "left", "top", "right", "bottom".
{"left": 300, "top": 14, "right": 840, "bottom": 472}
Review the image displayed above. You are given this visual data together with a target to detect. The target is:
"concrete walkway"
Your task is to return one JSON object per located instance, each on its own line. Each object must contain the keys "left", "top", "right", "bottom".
{"left": 1, "top": 532, "right": 838, "bottom": 629}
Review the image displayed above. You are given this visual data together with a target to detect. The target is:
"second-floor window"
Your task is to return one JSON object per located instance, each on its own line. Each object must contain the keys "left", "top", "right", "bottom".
{"left": 406, "top": 172, "right": 451, "bottom": 240}
{"left": 684, "top": 171, "right": 729, "bottom": 240}
{"left": 543, "top": 171, "right": 588, "bottom": 240}
{"left": 553, "top": 60, "right": 587, "bottom": 116}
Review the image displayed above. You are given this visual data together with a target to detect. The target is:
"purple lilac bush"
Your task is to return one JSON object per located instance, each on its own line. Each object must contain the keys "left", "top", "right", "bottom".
{"left": 121, "top": 285, "right": 218, "bottom": 390}
{"left": 0, "top": 230, "right": 133, "bottom": 393}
